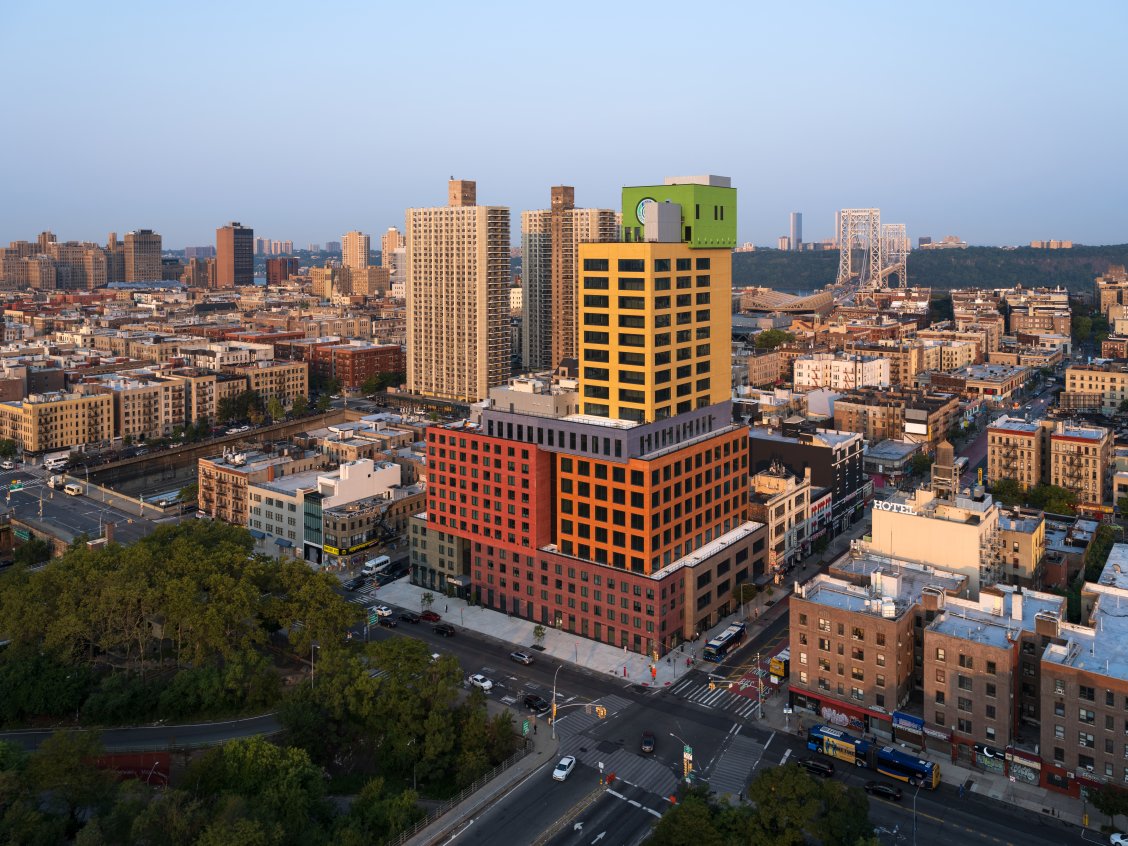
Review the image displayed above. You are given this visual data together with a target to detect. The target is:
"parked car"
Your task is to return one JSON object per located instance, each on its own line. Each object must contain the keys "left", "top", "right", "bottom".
{"left": 432, "top": 623, "right": 456, "bottom": 637}
{"left": 378, "top": 616, "right": 397, "bottom": 628}
{"left": 468, "top": 673, "right": 494, "bottom": 691}
{"left": 863, "top": 781, "right": 902, "bottom": 801}
{"left": 0, "top": 460, "right": 15, "bottom": 471}
{"left": 509, "top": 651, "right": 534, "bottom": 665}
{"left": 1111, "top": 833, "right": 1128, "bottom": 846}
{"left": 640, "top": 731, "right": 656, "bottom": 753}
{"left": 552, "top": 756, "right": 576, "bottom": 781}
{"left": 371, "top": 605, "right": 393, "bottom": 618}
{"left": 799, "top": 758, "right": 834, "bottom": 778}
{"left": 399, "top": 611, "right": 420, "bottom": 624}
{"left": 420, "top": 610, "right": 441, "bottom": 622}
{"left": 523, "top": 694, "right": 550, "bottom": 713}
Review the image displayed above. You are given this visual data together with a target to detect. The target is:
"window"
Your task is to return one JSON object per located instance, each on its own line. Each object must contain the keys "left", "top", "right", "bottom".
{"left": 958, "top": 718, "right": 973, "bottom": 734}
{"left": 935, "top": 648, "right": 946, "bottom": 661}
{"left": 958, "top": 697, "right": 973, "bottom": 712}
{"left": 1054, "top": 678, "right": 1065, "bottom": 695}
{"left": 957, "top": 675, "right": 973, "bottom": 691}
{"left": 987, "top": 661, "right": 997, "bottom": 675}
{"left": 1079, "top": 732, "right": 1096, "bottom": 749}
{"left": 1054, "top": 724, "right": 1065, "bottom": 739}
{"left": 818, "top": 618, "right": 831, "bottom": 632}
{"left": 1081, "top": 685, "right": 1096, "bottom": 702}
{"left": 1080, "top": 708, "right": 1096, "bottom": 725}
{"left": 958, "top": 654, "right": 973, "bottom": 670}
{"left": 936, "top": 691, "right": 945, "bottom": 704}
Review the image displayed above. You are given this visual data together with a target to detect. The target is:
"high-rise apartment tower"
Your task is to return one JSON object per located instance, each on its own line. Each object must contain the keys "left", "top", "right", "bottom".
{"left": 521, "top": 187, "right": 618, "bottom": 370}
{"left": 215, "top": 222, "right": 254, "bottom": 288}
{"left": 124, "top": 229, "right": 162, "bottom": 281}
{"left": 342, "top": 231, "right": 370, "bottom": 270}
{"left": 406, "top": 180, "right": 511, "bottom": 402}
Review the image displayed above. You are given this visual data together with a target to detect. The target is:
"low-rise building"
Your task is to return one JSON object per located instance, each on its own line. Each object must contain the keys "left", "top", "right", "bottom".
{"left": 85, "top": 372, "right": 186, "bottom": 440}
{"left": 793, "top": 352, "right": 890, "bottom": 391}
{"left": 748, "top": 464, "right": 811, "bottom": 581}
{"left": 197, "top": 446, "right": 323, "bottom": 526}
{"left": 227, "top": 359, "right": 309, "bottom": 407}
{"left": 321, "top": 483, "right": 426, "bottom": 570}
{"left": 1063, "top": 362, "right": 1128, "bottom": 416}
{"left": 930, "top": 363, "right": 1029, "bottom": 406}
{"left": 833, "top": 388, "right": 960, "bottom": 453}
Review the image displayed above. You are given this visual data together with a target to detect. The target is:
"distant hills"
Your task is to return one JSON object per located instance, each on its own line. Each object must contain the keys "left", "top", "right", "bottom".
{"left": 732, "top": 245, "right": 1128, "bottom": 294}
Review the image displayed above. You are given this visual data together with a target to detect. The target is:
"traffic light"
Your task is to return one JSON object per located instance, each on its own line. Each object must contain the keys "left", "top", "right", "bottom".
{"left": 708, "top": 679, "right": 716, "bottom": 690}
{"left": 551, "top": 703, "right": 557, "bottom": 723}
{"left": 595, "top": 706, "right": 607, "bottom": 719}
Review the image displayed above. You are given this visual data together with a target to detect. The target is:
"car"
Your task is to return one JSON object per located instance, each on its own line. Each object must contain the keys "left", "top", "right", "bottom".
{"left": 432, "top": 623, "right": 456, "bottom": 637}
{"left": 342, "top": 577, "right": 366, "bottom": 591}
{"left": 641, "top": 731, "right": 656, "bottom": 753}
{"left": 0, "top": 460, "right": 15, "bottom": 470}
{"left": 378, "top": 616, "right": 397, "bottom": 628}
{"left": 799, "top": 758, "right": 835, "bottom": 778}
{"left": 372, "top": 605, "right": 393, "bottom": 618}
{"left": 468, "top": 673, "right": 494, "bottom": 691}
{"left": 420, "top": 610, "right": 441, "bottom": 622}
{"left": 399, "top": 611, "right": 420, "bottom": 623}
{"left": 864, "top": 781, "right": 902, "bottom": 801}
{"left": 1112, "top": 836, "right": 1128, "bottom": 846}
{"left": 510, "top": 651, "right": 534, "bottom": 665}
{"left": 552, "top": 756, "right": 576, "bottom": 781}
{"left": 523, "top": 694, "right": 550, "bottom": 713}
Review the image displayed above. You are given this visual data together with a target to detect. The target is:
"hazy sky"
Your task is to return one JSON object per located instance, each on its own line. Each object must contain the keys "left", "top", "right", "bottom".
{"left": 3, "top": 1, "right": 1126, "bottom": 248}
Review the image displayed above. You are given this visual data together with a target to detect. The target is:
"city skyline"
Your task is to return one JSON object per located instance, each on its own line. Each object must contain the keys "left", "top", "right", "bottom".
{"left": 2, "top": 2, "right": 1126, "bottom": 248}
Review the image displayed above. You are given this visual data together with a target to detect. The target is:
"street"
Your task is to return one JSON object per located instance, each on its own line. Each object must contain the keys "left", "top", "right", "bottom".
{"left": 1, "top": 466, "right": 162, "bottom": 546}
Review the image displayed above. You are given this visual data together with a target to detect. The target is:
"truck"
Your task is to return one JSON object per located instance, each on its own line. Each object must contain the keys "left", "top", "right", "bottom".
{"left": 47, "top": 475, "right": 65, "bottom": 490}
{"left": 769, "top": 648, "right": 791, "bottom": 683}
{"left": 43, "top": 452, "right": 70, "bottom": 472}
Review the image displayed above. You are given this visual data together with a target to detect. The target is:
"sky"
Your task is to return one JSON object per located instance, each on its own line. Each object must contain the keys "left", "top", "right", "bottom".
{"left": 2, "top": 1, "right": 1126, "bottom": 249}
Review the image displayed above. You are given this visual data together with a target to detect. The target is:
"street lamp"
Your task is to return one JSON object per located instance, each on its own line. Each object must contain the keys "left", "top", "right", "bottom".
{"left": 669, "top": 731, "right": 693, "bottom": 781}
{"left": 551, "top": 663, "right": 562, "bottom": 740}
{"left": 912, "top": 783, "right": 920, "bottom": 846}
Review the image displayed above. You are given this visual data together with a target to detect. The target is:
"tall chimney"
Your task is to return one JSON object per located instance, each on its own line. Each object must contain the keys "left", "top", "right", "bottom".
{"left": 1011, "top": 589, "right": 1023, "bottom": 622}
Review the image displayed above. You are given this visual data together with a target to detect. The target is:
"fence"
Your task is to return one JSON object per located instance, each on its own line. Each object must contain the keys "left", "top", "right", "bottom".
{"left": 385, "top": 738, "right": 530, "bottom": 846}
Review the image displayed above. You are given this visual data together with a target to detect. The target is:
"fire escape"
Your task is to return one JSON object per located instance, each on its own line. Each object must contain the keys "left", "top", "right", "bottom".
{"left": 1058, "top": 448, "right": 1086, "bottom": 504}
{"left": 980, "top": 522, "right": 1005, "bottom": 587}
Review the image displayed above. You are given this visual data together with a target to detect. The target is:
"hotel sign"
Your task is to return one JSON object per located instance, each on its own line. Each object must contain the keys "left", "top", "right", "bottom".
{"left": 874, "top": 500, "right": 916, "bottom": 516}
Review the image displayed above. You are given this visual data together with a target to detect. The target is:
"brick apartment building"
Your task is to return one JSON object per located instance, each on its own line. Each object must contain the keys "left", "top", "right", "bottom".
{"left": 833, "top": 388, "right": 960, "bottom": 454}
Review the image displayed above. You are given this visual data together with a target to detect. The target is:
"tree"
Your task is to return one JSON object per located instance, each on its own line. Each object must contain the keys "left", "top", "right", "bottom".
{"left": 27, "top": 731, "right": 116, "bottom": 828}
{"left": 315, "top": 394, "right": 332, "bottom": 413}
{"left": 13, "top": 537, "right": 51, "bottom": 567}
{"left": 816, "top": 781, "right": 872, "bottom": 846}
{"left": 0, "top": 439, "right": 16, "bottom": 458}
{"left": 1090, "top": 783, "right": 1128, "bottom": 828}
{"left": 420, "top": 592, "right": 434, "bottom": 613}
{"left": 1119, "top": 496, "right": 1128, "bottom": 518}
{"left": 645, "top": 790, "right": 724, "bottom": 846}
{"left": 179, "top": 482, "right": 199, "bottom": 505}
{"left": 266, "top": 396, "right": 286, "bottom": 422}
{"left": 742, "top": 763, "right": 826, "bottom": 846}
{"left": 909, "top": 452, "right": 933, "bottom": 476}
{"left": 532, "top": 624, "right": 546, "bottom": 649}
{"left": 1119, "top": 398, "right": 1128, "bottom": 415}
{"left": 1072, "top": 314, "right": 1092, "bottom": 342}
{"left": 754, "top": 329, "right": 795, "bottom": 350}
{"left": 290, "top": 395, "right": 309, "bottom": 417}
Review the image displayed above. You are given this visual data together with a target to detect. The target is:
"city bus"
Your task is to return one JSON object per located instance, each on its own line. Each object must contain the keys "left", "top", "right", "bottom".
{"left": 874, "top": 745, "right": 940, "bottom": 789}
{"left": 769, "top": 648, "right": 791, "bottom": 682}
{"left": 806, "top": 724, "right": 869, "bottom": 767}
{"left": 703, "top": 622, "right": 747, "bottom": 662}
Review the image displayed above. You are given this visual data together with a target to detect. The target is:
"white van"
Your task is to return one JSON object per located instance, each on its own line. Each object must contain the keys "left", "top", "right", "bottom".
{"left": 63, "top": 483, "right": 83, "bottom": 496}
{"left": 361, "top": 555, "right": 391, "bottom": 576}
{"left": 44, "top": 457, "right": 68, "bottom": 472}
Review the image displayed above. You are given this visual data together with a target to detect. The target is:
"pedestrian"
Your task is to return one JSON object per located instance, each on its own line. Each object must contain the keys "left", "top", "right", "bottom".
{"left": 446, "top": 604, "right": 449, "bottom": 612}
{"left": 533, "top": 721, "right": 537, "bottom": 735}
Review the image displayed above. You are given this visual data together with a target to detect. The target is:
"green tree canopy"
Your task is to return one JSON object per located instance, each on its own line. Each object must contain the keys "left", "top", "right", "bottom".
{"left": 754, "top": 329, "right": 795, "bottom": 350}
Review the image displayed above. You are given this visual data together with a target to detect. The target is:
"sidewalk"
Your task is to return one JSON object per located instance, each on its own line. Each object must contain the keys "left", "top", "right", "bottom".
{"left": 376, "top": 578, "right": 696, "bottom": 686}
{"left": 405, "top": 699, "right": 559, "bottom": 846}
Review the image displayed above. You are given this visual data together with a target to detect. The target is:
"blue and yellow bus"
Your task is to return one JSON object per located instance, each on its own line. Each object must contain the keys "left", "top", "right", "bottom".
{"left": 874, "top": 745, "right": 940, "bottom": 789}
{"left": 806, "top": 725, "right": 869, "bottom": 767}
{"left": 703, "top": 622, "right": 747, "bottom": 662}
{"left": 806, "top": 725, "right": 941, "bottom": 788}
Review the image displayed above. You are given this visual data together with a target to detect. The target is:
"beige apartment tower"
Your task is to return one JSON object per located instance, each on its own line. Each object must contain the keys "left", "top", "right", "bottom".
{"left": 406, "top": 180, "right": 511, "bottom": 402}
{"left": 381, "top": 227, "right": 405, "bottom": 265}
{"left": 521, "top": 187, "right": 619, "bottom": 370}
{"left": 124, "top": 229, "right": 162, "bottom": 281}
{"left": 342, "top": 230, "right": 370, "bottom": 270}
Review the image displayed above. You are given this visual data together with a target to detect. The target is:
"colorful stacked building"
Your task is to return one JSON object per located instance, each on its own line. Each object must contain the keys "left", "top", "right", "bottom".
{"left": 413, "top": 177, "right": 768, "bottom": 656}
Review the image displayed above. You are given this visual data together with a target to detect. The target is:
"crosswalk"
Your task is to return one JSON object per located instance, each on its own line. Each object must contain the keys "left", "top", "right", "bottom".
{"left": 706, "top": 729, "right": 765, "bottom": 803}
{"left": 667, "top": 677, "right": 767, "bottom": 719}
{"left": 347, "top": 586, "right": 380, "bottom": 605}
{"left": 554, "top": 693, "right": 632, "bottom": 739}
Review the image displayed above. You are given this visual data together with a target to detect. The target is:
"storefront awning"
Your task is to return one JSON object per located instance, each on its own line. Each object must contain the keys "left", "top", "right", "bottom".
{"left": 274, "top": 537, "right": 293, "bottom": 548}
{"left": 248, "top": 529, "right": 266, "bottom": 539}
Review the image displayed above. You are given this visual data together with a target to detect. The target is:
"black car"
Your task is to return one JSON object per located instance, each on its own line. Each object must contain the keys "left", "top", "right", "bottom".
{"left": 399, "top": 611, "right": 420, "bottom": 623}
{"left": 523, "top": 694, "right": 550, "bottom": 713}
{"left": 864, "top": 781, "right": 902, "bottom": 801}
{"left": 799, "top": 758, "right": 835, "bottom": 778}
{"left": 641, "top": 731, "right": 656, "bottom": 753}
{"left": 432, "top": 623, "right": 456, "bottom": 637}
{"left": 343, "top": 577, "right": 366, "bottom": 591}
{"left": 378, "top": 617, "right": 398, "bottom": 628}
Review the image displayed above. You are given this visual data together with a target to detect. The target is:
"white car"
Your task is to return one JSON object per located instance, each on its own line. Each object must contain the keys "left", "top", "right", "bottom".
{"left": 0, "top": 460, "right": 15, "bottom": 470}
{"left": 372, "top": 605, "right": 393, "bottom": 618}
{"left": 469, "top": 673, "right": 494, "bottom": 691}
{"left": 1111, "top": 835, "right": 1128, "bottom": 846}
{"left": 552, "top": 756, "right": 576, "bottom": 781}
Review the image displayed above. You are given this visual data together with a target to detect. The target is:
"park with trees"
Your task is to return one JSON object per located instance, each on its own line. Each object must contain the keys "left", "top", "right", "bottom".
{"left": 0, "top": 520, "right": 522, "bottom": 843}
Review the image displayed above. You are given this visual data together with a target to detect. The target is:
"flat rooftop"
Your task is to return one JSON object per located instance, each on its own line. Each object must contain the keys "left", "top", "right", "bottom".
{"left": 989, "top": 415, "right": 1041, "bottom": 434}
{"left": 1098, "top": 544, "right": 1128, "bottom": 590}
{"left": 866, "top": 440, "right": 920, "bottom": 462}
{"left": 929, "top": 587, "right": 1064, "bottom": 650}
{"left": 1044, "top": 583, "right": 1128, "bottom": 679}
